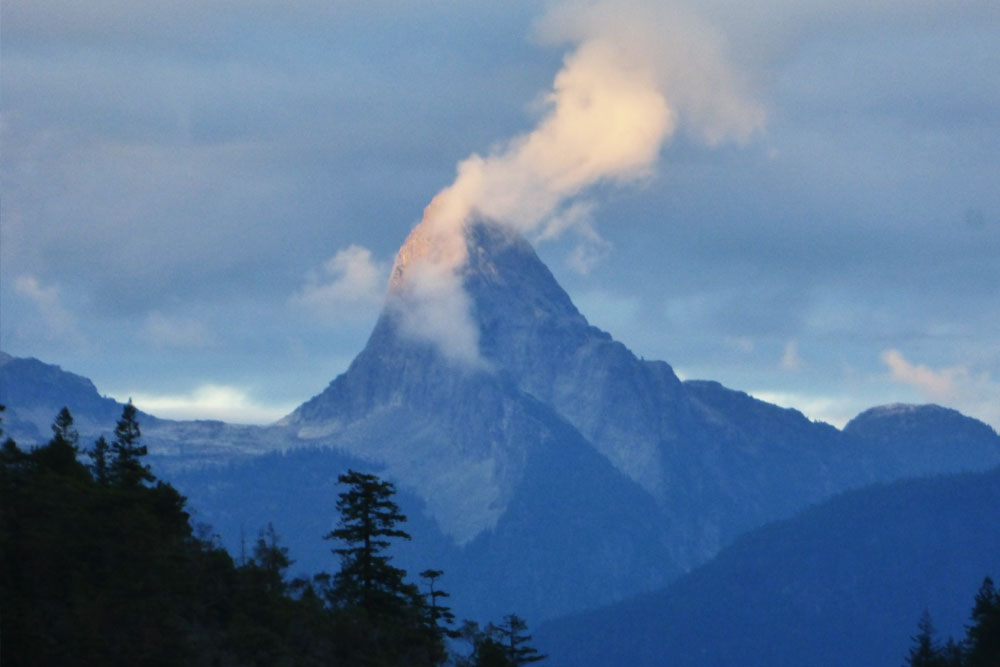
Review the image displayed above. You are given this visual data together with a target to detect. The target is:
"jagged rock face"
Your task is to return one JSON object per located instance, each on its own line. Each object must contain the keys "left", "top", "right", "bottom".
{"left": 284, "top": 343, "right": 538, "bottom": 542}
{"left": 282, "top": 221, "right": 694, "bottom": 542}
{"left": 462, "top": 223, "right": 691, "bottom": 498}
{"left": 282, "top": 224, "right": 609, "bottom": 542}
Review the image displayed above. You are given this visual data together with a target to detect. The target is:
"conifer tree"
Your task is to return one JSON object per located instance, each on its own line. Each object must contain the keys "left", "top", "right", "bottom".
{"left": 940, "top": 638, "right": 964, "bottom": 667}
{"left": 51, "top": 407, "right": 79, "bottom": 448}
{"left": 38, "top": 407, "right": 83, "bottom": 475}
{"left": 964, "top": 576, "right": 1000, "bottom": 666}
{"left": 324, "top": 470, "right": 413, "bottom": 615}
{"left": 475, "top": 637, "right": 515, "bottom": 667}
{"left": 905, "top": 609, "right": 945, "bottom": 667}
{"left": 109, "top": 400, "right": 154, "bottom": 486}
{"left": 89, "top": 436, "right": 111, "bottom": 485}
{"left": 421, "top": 568, "right": 458, "bottom": 639}
{"left": 490, "top": 613, "right": 546, "bottom": 665}
{"left": 251, "top": 522, "right": 292, "bottom": 593}
{"left": 324, "top": 470, "right": 444, "bottom": 664}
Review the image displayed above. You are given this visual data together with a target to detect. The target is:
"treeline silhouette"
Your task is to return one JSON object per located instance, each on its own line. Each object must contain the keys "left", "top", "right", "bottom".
{"left": 904, "top": 577, "right": 1000, "bottom": 667}
{"left": 0, "top": 405, "right": 544, "bottom": 666}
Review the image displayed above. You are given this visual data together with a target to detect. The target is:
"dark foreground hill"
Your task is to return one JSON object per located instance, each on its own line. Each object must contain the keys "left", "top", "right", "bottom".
{"left": 536, "top": 465, "right": 1000, "bottom": 667}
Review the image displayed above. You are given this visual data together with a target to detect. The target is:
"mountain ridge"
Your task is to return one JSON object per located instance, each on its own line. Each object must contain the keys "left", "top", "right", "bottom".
{"left": 3, "top": 220, "right": 999, "bottom": 621}
{"left": 536, "top": 463, "right": 1000, "bottom": 666}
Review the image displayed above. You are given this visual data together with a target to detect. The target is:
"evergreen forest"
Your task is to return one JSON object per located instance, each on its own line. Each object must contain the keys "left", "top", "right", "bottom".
{"left": 0, "top": 405, "right": 545, "bottom": 666}
{"left": 4, "top": 404, "right": 997, "bottom": 666}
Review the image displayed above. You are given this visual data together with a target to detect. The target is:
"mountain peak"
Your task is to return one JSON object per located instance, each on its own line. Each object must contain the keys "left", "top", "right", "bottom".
{"left": 290, "top": 218, "right": 691, "bottom": 509}
{"left": 388, "top": 216, "right": 467, "bottom": 294}
{"left": 380, "top": 218, "right": 595, "bottom": 371}
{"left": 462, "top": 221, "right": 592, "bottom": 351}
{"left": 388, "top": 218, "right": 582, "bottom": 316}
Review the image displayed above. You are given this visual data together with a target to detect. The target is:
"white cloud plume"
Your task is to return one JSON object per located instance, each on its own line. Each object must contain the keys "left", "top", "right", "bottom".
{"left": 566, "top": 233, "right": 613, "bottom": 275}
{"left": 388, "top": 245, "right": 486, "bottom": 368}
{"left": 388, "top": 0, "right": 765, "bottom": 363}
{"left": 536, "top": 0, "right": 765, "bottom": 146}
{"left": 294, "top": 245, "right": 388, "bottom": 322}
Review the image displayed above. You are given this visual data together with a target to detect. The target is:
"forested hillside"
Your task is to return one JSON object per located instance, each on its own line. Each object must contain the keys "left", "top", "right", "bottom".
{"left": 0, "top": 406, "right": 544, "bottom": 666}
{"left": 537, "top": 466, "right": 1000, "bottom": 666}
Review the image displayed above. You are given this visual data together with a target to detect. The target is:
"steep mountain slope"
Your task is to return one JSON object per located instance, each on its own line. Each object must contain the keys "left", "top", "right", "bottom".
{"left": 537, "top": 465, "right": 1000, "bottom": 667}
{"left": 463, "top": 224, "right": 692, "bottom": 500}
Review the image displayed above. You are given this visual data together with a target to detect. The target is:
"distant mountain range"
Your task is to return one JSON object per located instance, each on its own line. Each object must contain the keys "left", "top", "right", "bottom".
{"left": 0, "top": 351, "right": 124, "bottom": 443}
{"left": 0, "top": 351, "right": 299, "bottom": 470}
{"left": 537, "top": 464, "right": 1000, "bottom": 666}
{"left": 3, "top": 220, "right": 998, "bottom": 628}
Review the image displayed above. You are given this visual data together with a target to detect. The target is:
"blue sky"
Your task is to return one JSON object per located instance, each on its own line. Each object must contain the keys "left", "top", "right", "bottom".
{"left": 2, "top": 0, "right": 999, "bottom": 429}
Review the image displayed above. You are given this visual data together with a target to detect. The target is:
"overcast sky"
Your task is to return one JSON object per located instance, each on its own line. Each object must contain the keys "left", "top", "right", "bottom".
{"left": 3, "top": 0, "right": 998, "bottom": 429}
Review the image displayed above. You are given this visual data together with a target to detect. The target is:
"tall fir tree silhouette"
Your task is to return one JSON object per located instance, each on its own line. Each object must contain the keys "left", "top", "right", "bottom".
{"left": 110, "top": 401, "right": 154, "bottom": 486}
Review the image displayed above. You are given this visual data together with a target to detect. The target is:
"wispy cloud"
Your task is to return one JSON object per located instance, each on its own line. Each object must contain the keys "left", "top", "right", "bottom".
{"left": 725, "top": 336, "right": 755, "bottom": 354}
{"left": 127, "top": 384, "right": 296, "bottom": 425}
{"left": 141, "top": 311, "right": 213, "bottom": 349}
{"left": 13, "top": 275, "right": 85, "bottom": 344}
{"left": 780, "top": 339, "right": 803, "bottom": 371}
{"left": 293, "top": 245, "right": 388, "bottom": 323}
{"left": 881, "top": 348, "right": 1000, "bottom": 429}
{"left": 881, "top": 348, "right": 960, "bottom": 400}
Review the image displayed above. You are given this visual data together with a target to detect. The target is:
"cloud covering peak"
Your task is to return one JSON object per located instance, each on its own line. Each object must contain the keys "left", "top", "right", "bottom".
{"left": 387, "top": 0, "right": 765, "bottom": 363}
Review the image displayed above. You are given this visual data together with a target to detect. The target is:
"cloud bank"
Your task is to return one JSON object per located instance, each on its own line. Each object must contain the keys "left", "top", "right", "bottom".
{"left": 128, "top": 384, "right": 296, "bottom": 425}
{"left": 387, "top": 0, "right": 765, "bottom": 364}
